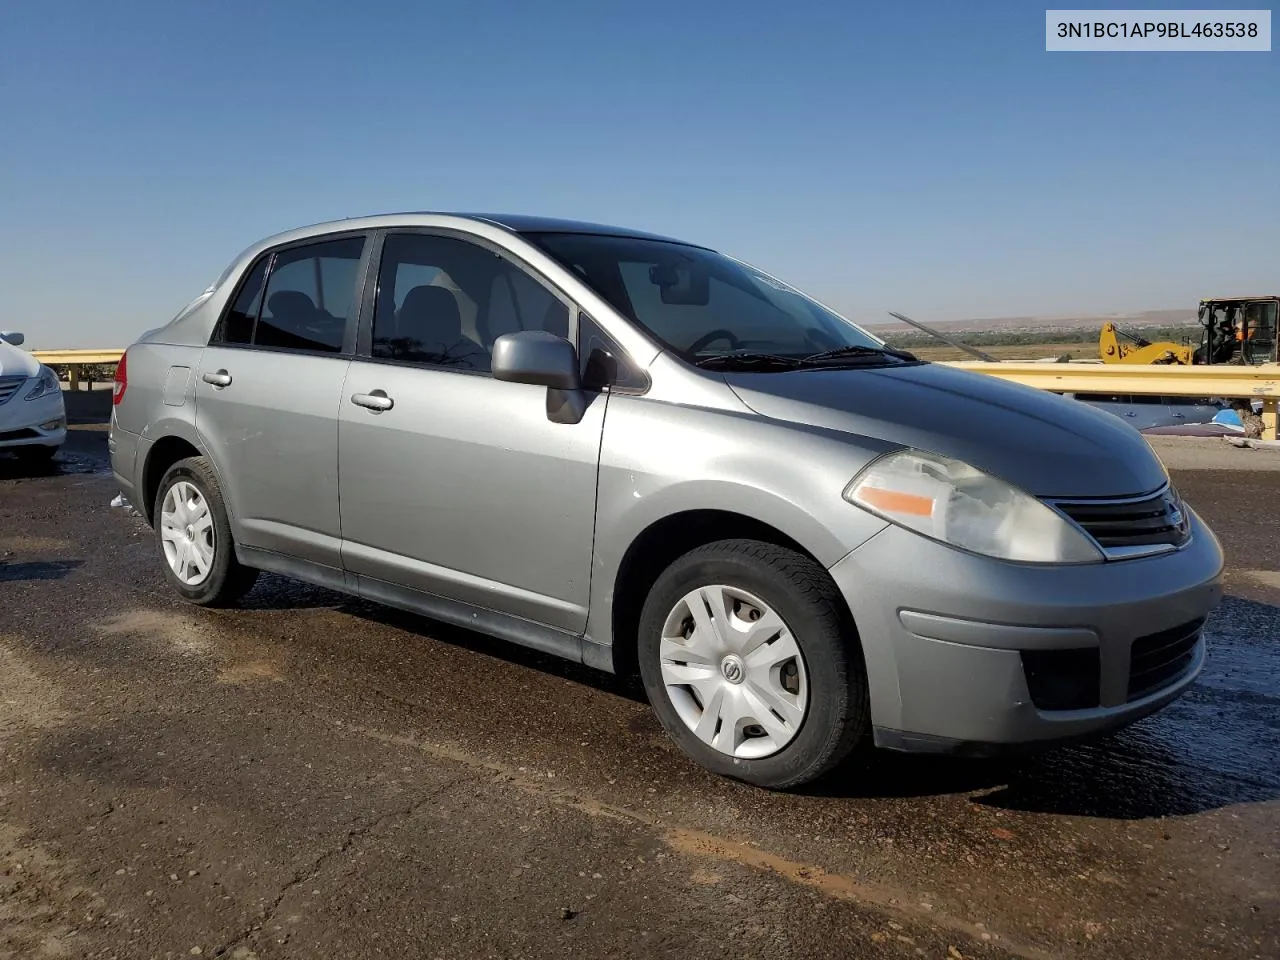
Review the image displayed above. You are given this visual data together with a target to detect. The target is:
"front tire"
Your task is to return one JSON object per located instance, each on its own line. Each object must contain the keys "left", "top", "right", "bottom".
{"left": 153, "top": 456, "right": 258, "bottom": 606}
{"left": 637, "top": 539, "right": 869, "bottom": 790}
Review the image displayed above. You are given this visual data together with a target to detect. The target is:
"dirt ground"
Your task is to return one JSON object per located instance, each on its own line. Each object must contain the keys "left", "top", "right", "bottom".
{"left": 0, "top": 411, "right": 1277, "bottom": 960}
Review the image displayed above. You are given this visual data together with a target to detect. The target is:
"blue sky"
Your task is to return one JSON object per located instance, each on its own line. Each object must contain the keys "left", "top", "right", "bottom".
{"left": 1, "top": 0, "right": 1275, "bottom": 348}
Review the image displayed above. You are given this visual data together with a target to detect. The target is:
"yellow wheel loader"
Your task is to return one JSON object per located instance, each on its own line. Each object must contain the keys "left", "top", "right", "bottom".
{"left": 1099, "top": 296, "right": 1278, "bottom": 366}
{"left": 1098, "top": 322, "right": 1192, "bottom": 364}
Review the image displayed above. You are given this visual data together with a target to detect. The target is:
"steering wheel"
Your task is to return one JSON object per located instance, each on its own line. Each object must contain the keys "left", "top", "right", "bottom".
{"left": 688, "top": 329, "right": 742, "bottom": 353}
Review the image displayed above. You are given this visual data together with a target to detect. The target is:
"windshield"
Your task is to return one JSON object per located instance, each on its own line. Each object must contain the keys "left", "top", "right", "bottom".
{"left": 523, "top": 232, "right": 897, "bottom": 366}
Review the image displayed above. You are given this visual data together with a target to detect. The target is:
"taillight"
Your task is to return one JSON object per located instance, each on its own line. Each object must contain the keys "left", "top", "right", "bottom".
{"left": 112, "top": 351, "right": 128, "bottom": 405}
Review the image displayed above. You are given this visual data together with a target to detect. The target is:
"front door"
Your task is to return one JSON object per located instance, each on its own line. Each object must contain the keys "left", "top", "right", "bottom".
{"left": 337, "top": 231, "right": 605, "bottom": 633}
{"left": 196, "top": 232, "right": 370, "bottom": 570}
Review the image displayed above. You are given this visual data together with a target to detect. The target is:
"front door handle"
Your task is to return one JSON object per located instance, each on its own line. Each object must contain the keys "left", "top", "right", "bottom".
{"left": 202, "top": 370, "right": 232, "bottom": 388}
{"left": 351, "top": 389, "right": 394, "bottom": 412}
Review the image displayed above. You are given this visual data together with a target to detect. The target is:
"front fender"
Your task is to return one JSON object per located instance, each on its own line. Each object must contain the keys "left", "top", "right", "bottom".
{"left": 585, "top": 394, "right": 895, "bottom": 653}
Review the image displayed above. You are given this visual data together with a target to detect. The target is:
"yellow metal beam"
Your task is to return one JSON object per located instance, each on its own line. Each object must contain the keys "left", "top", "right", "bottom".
{"left": 943, "top": 361, "right": 1280, "bottom": 439}
{"left": 32, "top": 349, "right": 123, "bottom": 392}
{"left": 941, "top": 360, "right": 1280, "bottom": 396}
{"left": 33, "top": 349, "right": 125, "bottom": 365}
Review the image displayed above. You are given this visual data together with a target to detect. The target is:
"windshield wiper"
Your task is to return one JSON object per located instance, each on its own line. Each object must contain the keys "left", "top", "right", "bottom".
{"left": 693, "top": 352, "right": 809, "bottom": 371}
{"left": 802, "top": 344, "right": 917, "bottom": 364}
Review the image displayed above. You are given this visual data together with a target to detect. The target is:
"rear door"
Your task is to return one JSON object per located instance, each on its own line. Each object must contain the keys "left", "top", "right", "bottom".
{"left": 196, "top": 232, "right": 371, "bottom": 571}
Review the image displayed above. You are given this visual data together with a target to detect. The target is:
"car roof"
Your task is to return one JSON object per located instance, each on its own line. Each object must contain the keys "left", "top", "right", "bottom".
{"left": 263, "top": 211, "right": 705, "bottom": 248}
{"left": 454, "top": 212, "right": 701, "bottom": 245}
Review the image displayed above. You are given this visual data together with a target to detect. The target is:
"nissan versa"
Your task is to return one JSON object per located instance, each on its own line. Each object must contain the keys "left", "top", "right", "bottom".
{"left": 108, "top": 213, "right": 1224, "bottom": 789}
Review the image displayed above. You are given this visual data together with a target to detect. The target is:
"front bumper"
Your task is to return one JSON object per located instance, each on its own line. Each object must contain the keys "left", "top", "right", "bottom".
{"left": 0, "top": 388, "right": 66, "bottom": 450}
{"left": 830, "top": 508, "right": 1224, "bottom": 752}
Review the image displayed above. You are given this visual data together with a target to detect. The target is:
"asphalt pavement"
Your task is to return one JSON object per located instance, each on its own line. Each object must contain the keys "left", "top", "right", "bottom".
{"left": 1, "top": 393, "right": 1277, "bottom": 960}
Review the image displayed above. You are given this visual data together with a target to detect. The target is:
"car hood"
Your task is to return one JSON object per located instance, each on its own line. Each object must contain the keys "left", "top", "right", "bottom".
{"left": 724, "top": 361, "right": 1169, "bottom": 498}
{"left": 0, "top": 340, "right": 39, "bottom": 379}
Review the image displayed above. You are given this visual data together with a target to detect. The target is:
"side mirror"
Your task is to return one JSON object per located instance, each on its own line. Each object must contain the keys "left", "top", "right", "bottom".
{"left": 0, "top": 331, "right": 25, "bottom": 346}
{"left": 491, "top": 330, "right": 587, "bottom": 425}
{"left": 492, "top": 331, "right": 580, "bottom": 390}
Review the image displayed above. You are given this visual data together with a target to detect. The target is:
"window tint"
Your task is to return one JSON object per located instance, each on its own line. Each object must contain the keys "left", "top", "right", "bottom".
{"left": 524, "top": 232, "right": 889, "bottom": 364}
{"left": 371, "top": 233, "right": 570, "bottom": 372}
{"left": 254, "top": 236, "right": 366, "bottom": 353}
{"left": 487, "top": 270, "right": 570, "bottom": 342}
{"left": 393, "top": 263, "right": 443, "bottom": 308}
{"left": 219, "top": 257, "right": 268, "bottom": 345}
{"left": 617, "top": 263, "right": 787, "bottom": 348}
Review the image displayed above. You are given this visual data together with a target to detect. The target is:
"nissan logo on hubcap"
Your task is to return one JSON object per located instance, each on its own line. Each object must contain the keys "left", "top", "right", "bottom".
{"left": 721, "top": 655, "right": 745, "bottom": 684}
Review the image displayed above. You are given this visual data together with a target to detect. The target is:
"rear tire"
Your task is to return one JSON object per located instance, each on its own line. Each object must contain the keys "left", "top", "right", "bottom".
{"left": 637, "top": 538, "right": 869, "bottom": 790}
{"left": 153, "top": 456, "right": 258, "bottom": 606}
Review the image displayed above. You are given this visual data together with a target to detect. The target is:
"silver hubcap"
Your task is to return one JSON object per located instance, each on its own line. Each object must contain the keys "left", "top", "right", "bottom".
{"left": 159, "top": 480, "right": 215, "bottom": 586}
{"left": 659, "top": 585, "right": 808, "bottom": 759}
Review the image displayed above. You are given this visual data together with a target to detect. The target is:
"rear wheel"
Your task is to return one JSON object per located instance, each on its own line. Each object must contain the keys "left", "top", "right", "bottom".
{"left": 637, "top": 539, "right": 869, "bottom": 790}
{"left": 153, "top": 456, "right": 258, "bottom": 606}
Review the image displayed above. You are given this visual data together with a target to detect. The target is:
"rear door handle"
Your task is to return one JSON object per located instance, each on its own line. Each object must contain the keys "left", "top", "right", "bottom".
{"left": 351, "top": 389, "right": 393, "bottom": 412}
{"left": 202, "top": 370, "right": 232, "bottom": 387}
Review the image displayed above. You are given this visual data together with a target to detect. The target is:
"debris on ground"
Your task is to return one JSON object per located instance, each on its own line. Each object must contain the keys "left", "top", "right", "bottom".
{"left": 1224, "top": 437, "right": 1280, "bottom": 450}
{"left": 109, "top": 492, "right": 140, "bottom": 516}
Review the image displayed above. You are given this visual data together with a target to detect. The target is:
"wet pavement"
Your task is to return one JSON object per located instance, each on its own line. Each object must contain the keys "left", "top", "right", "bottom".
{"left": 1, "top": 412, "right": 1277, "bottom": 960}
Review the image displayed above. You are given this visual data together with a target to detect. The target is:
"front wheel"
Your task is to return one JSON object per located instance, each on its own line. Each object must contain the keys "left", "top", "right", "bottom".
{"left": 637, "top": 539, "right": 870, "bottom": 790}
{"left": 153, "top": 456, "right": 258, "bottom": 606}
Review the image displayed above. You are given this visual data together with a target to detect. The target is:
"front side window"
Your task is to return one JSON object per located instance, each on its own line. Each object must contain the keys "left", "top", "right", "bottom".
{"left": 371, "top": 233, "right": 570, "bottom": 372}
{"left": 579, "top": 313, "right": 645, "bottom": 392}
{"left": 523, "top": 232, "right": 908, "bottom": 372}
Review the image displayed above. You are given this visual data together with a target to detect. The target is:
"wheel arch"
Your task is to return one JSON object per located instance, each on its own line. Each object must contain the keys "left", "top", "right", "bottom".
{"left": 139, "top": 424, "right": 220, "bottom": 524}
{"left": 606, "top": 509, "right": 861, "bottom": 680}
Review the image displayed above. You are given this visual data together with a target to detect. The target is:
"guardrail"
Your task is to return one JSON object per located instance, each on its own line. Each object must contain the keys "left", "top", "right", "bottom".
{"left": 942, "top": 360, "right": 1279, "bottom": 439}
{"left": 33, "top": 349, "right": 124, "bottom": 391}
{"left": 32, "top": 349, "right": 1279, "bottom": 439}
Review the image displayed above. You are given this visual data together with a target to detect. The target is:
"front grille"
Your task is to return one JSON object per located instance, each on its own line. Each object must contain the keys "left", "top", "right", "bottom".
{"left": 0, "top": 376, "right": 24, "bottom": 405}
{"left": 1052, "top": 486, "right": 1190, "bottom": 555}
{"left": 0, "top": 428, "right": 38, "bottom": 441}
{"left": 1020, "top": 647, "right": 1101, "bottom": 710}
{"left": 1128, "top": 618, "right": 1204, "bottom": 701}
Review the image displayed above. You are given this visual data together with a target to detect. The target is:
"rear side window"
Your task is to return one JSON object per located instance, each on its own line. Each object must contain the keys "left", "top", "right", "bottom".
{"left": 220, "top": 257, "right": 268, "bottom": 345}
{"left": 213, "top": 235, "right": 367, "bottom": 353}
{"left": 256, "top": 237, "right": 366, "bottom": 353}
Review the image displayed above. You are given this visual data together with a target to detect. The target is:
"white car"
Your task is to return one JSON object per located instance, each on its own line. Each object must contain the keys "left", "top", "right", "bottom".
{"left": 0, "top": 331, "right": 66, "bottom": 461}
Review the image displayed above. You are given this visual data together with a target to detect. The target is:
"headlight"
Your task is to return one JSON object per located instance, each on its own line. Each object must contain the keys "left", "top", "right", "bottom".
{"left": 24, "top": 365, "right": 60, "bottom": 401}
{"left": 843, "top": 448, "right": 1103, "bottom": 564}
